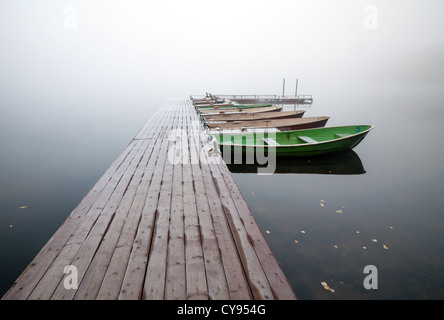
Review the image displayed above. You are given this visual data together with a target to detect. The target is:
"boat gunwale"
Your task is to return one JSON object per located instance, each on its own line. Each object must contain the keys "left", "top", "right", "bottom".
{"left": 214, "top": 125, "right": 374, "bottom": 148}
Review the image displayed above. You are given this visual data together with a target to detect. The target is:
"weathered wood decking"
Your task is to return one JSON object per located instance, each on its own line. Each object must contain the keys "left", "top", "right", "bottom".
{"left": 2, "top": 98, "right": 296, "bottom": 300}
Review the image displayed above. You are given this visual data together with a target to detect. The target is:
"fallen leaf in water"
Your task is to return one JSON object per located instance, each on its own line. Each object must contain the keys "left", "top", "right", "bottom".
{"left": 362, "top": 246, "right": 367, "bottom": 250}
{"left": 336, "top": 209, "right": 342, "bottom": 214}
{"left": 329, "top": 288, "right": 335, "bottom": 293}
{"left": 320, "top": 200, "right": 325, "bottom": 202}
{"left": 9, "top": 225, "right": 13, "bottom": 228}
{"left": 265, "top": 230, "right": 270, "bottom": 234}
{"left": 301, "top": 230, "right": 306, "bottom": 234}
{"left": 383, "top": 245, "right": 389, "bottom": 250}
{"left": 294, "top": 240, "right": 299, "bottom": 244}
{"left": 389, "top": 226, "right": 394, "bottom": 230}
{"left": 333, "top": 245, "right": 338, "bottom": 249}
{"left": 19, "top": 206, "right": 28, "bottom": 209}
{"left": 372, "top": 239, "right": 378, "bottom": 243}
{"left": 320, "top": 203, "right": 325, "bottom": 207}
{"left": 321, "top": 282, "right": 334, "bottom": 292}
{"left": 356, "top": 231, "right": 360, "bottom": 234}
{"left": 251, "top": 192, "right": 255, "bottom": 195}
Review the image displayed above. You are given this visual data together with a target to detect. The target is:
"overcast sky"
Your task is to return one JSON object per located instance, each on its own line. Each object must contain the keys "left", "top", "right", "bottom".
{"left": 1, "top": 0, "right": 443, "bottom": 110}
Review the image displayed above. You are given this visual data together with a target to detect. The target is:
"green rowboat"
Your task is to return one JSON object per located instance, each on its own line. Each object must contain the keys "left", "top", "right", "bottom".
{"left": 214, "top": 125, "right": 374, "bottom": 157}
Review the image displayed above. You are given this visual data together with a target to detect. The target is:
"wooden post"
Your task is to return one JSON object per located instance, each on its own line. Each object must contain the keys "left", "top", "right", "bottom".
{"left": 294, "top": 79, "right": 298, "bottom": 111}
{"left": 282, "top": 78, "right": 286, "bottom": 97}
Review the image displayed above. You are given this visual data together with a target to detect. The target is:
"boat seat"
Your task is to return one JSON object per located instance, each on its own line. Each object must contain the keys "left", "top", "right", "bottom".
{"left": 262, "top": 137, "right": 280, "bottom": 146}
{"left": 298, "top": 136, "right": 317, "bottom": 143}
{"left": 335, "top": 133, "right": 352, "bottom": 138}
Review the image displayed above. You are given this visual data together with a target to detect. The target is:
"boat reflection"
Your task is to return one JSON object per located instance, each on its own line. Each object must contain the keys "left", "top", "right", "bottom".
{"left": 226, "top": 150, "right": 366, "bottom": 175}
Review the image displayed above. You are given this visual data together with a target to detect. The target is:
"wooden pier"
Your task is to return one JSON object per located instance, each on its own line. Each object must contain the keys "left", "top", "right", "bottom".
{"left": 202, "top": 94, "right": 313, "bottom": 105}
{"left": 2, "top": 98, "right": 296, "bottom": 300}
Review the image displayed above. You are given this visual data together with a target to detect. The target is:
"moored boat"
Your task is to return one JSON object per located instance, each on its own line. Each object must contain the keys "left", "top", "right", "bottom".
{"left": 206, "top": 116, "right": 329, "bottom": 131}
{"left": 202, "top": 110, "right": 306, "bottom": 122}
{"left": 197, "top": 104, "right": 272, "bottom": 110}
{"left": 213, "top": 125, "right": 374, "bottom": 157}
{"left": 194, "top": 103, "right": 233, "bottom": 108}
{"left": 199, "top": 106, "right": 283, "bottom": 115}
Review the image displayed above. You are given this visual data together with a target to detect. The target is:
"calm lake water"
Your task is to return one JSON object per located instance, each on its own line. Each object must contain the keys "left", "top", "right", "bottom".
{"left": 1, "top": 84, "right": 443, "bottom": 300}
{"left": 2, "top": 0, "right": 443, "bottom": 300}
{"left": 230, "top": 86, "right": 444, "bottom": 299}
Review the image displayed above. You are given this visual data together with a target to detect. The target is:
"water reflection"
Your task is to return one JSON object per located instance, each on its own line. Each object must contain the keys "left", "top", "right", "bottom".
{"left": 227, "top": 150, "right": 366, "bottom": 175}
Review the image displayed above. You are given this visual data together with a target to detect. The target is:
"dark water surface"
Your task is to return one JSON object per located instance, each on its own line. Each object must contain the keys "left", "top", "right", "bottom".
{"left": 230, "top": 86, "right": 444, "bottom": 299}
{"left": 1, "top": 85, "right": 443, "bottom": 300}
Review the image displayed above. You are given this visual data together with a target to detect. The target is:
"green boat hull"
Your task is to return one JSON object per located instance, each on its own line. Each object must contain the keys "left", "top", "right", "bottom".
{"left": 214, "top": 125, "right": 373, "bottom": 157}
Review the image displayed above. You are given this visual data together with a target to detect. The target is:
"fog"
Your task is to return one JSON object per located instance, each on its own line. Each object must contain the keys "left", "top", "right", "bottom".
{"left": 1, "top": 0, "right": 443, "bottom": 150}
{"left": 1, "top": 0, "right": 444, "bottom": 299}
{"left": 1, "top": 1, "right": 443, "bottom": 105}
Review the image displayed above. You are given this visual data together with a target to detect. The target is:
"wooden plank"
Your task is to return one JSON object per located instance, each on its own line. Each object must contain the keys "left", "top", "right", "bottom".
{"left": 197, "top": 123, "right": 275, "bottom": 299}
{"left": 119, "top": 105, "right": 175, "bottom": 300}
{"left": 95, "top": 137, "right": 164, "bottom": 300}
{"left": 186, "top": 103, "right": 252, "bottom": 300}
{"left": 142, "top": 102, "right": 178, "bottom": 300}
{"left": 217, "top": 160, "right": 297, "bottom": 300}
{"left": 95, "top": 105, "right": 172, "bottom": 300}
{"left": 186, "top": 107, "right": 232, "bottom": 300}
{"left": 262, "top": 137, "right": 280, "bottom": 146}
{"left": 164, "top": 100, "right": 187, "bottom": 300}
{"left": 182, "top": 110, "right": 208, "bottom": 300}
{"left": 298, "top": 136, "right": 317, "bottom": 143}
{"left": 72, "top": 133, "right": 161, "bottom": 300}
